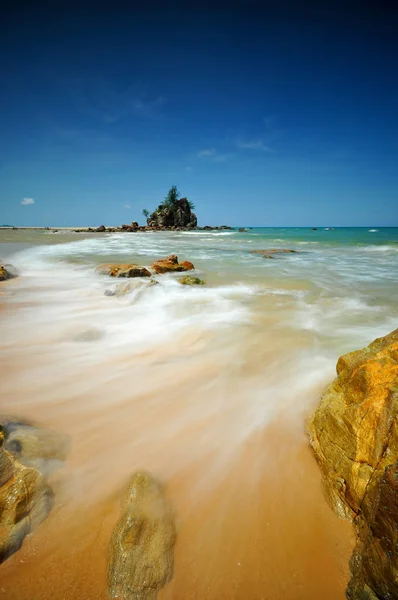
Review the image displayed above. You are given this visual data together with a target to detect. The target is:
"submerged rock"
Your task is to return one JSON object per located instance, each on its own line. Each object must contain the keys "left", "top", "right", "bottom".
{"left": 0, "top": 428, "right": 53, "bottom": 563}
{"left": 308, "top": 329, "right": 398, "bottom": 598}
{"left": 108, "top": 471, "right": 176, "bottom": 600}
{"left": 107, "top": 278, "right": 159, "bottom": 298}
{"left": 250, "top": 249, "right": 298, "bottom": 259}
{"left": 96, "top": 264, "right": 151, "bottom": 278}
{"left": 151, "top": 255, "right": 194, "bottom": 274}
{"left": 178, "top": 275, "right": 205, "bottom": 285}
{"left": 0, "top": 416, "right": 70, "bottom": 477}
{"left": 0, "top": 264, "right": 17, "bottom": 281}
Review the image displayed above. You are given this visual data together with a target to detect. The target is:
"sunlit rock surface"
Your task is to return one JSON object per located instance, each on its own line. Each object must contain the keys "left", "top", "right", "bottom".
{"left": 96, "top": 264, "right": 151, "bottom": 278}
{"left": 308, "top": 329, "right": 398, "bottom": 598}
{"left": 151, "top": 255, "right": 194, "bottom": 274}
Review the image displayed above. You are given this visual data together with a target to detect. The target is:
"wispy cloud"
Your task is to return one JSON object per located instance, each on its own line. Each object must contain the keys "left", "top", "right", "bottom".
{"left": 198, "top": 148, "right": 216, "bottom": 158}
{"left": 236, "top": 139, "right": 273, "bottom": 152}
{"left": 124, "top": 203, "right": 131, "bottom": 209}
{"left": 197, "top": 148, "right": 232, "bottom": 162}
{"left": 67, "top": 78, "right": 167, "bottom": 124}
{"left": 21, "top": 197, "right": 35, "bottom": 205}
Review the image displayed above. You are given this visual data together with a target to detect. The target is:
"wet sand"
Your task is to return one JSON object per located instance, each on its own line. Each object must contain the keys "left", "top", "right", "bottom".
{"left": 0, "top": 421, "right": 353, "bottom": 600}
{"left": 0, "top": 312, "right": 354, "bottom": 600}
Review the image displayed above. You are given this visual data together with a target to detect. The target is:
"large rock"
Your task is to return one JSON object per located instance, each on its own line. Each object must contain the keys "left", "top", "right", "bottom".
{"left": 108, "top": 471, "right": 176, "bottom": 600}
{"left": 151, "top": 255, "right": 194, "bottom": 274}
{"left": 308, "top": 329, "right": 398, "bottom": 598}
{"left": 147, "top": 198, "right": 197, "bottom": 229}
{"left": 96, "top": 264, "right": 151, "bottom": 278}
{"left": 347, "top": 461, "right": 398, "bottom": 600}
{"left": 0, "top": 428, "right": 53, "bottom": 563}
{"left": 308, "top": 329, "right": 398, "bottom": 520}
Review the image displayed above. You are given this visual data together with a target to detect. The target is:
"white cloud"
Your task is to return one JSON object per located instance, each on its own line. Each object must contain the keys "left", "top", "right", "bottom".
{"left": 197, "top": 148, "right": 232, "bottom": 162}
{"left": 124, "top": 203, "right": 131, "bottom": 209}
{"left": 198, "top": 148, "right": 216, "bottom": 158}
{"left": 21, "top": 198, "right": 35, "bottom": 205}
{"left": 237, "top": 139, "right": 273, "bottom": 152}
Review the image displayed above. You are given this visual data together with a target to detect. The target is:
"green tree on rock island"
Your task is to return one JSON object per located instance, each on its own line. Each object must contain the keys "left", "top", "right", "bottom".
{"left": 142, "top": 186, "right": 197, "bottom": 229}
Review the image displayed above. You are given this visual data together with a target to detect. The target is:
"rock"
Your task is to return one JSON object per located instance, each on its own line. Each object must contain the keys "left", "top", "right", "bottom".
{"left": 308, "top": 328, "right": 398, "bottom": 520}
{"left": 200, "top": 225, "right": 233, "bottom": 231}
{"left": 96, "top": 264, "right": 151, "bottom": 278}
{"left": 147, "top": 198, "right": 197, "bottom": 229}
{"left": 0, "top": 428, "right": 53, "bottom": 563}
{"left": 107, "top": 279, "right": 159, "bottom": 299}
{"left": 179, "top": 260, "right": 194, "bottom": 270}
{"left": 108, "top": 471, "right": 176, "bottom": 600}
{"left": 250, "top": 249, "right": 298, "bottom": 258}
{"left": 308, "top": 329, "right": 398, "bottom": 599}
{"left": 95, "top": 225, "right": 106, "bottom": 232}
{"left": 131, "top": 222, "right": 139, "bottom": 228}
{"left": 151, "top": 255, "right": 194, "bottom": 274}
{"left": 312, "top": 227, "right": 317, "bottom": 230}
{"left": 178, "top": 276, "right": 205, "bottom": 285}
{"left": 0, "top": 264, "right": 17, "bottom": 281}
{"left": 0, "top": 416, "right": 70, "bottom": 477}
{"left": 347, "top": 461, "right": 398, "bottom": 600}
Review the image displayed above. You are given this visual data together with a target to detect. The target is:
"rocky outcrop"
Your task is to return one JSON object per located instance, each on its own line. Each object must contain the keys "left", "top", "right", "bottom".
{"left": 178, "top": 275, "right": 205, "bottom": 285}
{"left": 151, "top": 255, "right": 195, "bottom": 274}
{"left": 308, "top": 329, "right": 398, "bottom": 598}
{"left": 0, "top": 264, "right": 17, "bottom": 281}
{"left": 96, "top": 264, "right": 151, "bottom": 278}
{"left": 347, "top": 461, "right": 398, "bottom": 600}
{"left": 201, "top": 225, "right": 233, "bottom": 231}
{"left": 250, "top": 249, "right": 298, "bottom": 259}
{"left": 147, "top": 198, "right": 197, "bottom": 229}
{"left": 0, "top": 428, "right": 53, "bottom": 563}
{"left": 108, "top": 471, "right": 176, "bottom": 600}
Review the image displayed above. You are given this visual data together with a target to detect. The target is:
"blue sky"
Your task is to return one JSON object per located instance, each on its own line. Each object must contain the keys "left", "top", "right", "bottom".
{"left": 1, "top": 1, "right": 398, "bottom": 227}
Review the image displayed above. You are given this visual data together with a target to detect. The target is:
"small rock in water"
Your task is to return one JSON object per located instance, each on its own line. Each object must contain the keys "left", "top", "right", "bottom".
{"left": 0, "top": 428, "right": 53, "bottom": 563}
{"left": 178, "top": 275, "right": 205, "bottom": 285}
{"left": 151, "top": 255, "right": 195, "bottom": 274}
{"left": 108, "top": 471, "right": 176, "bottom": 600}
{"left": 0, "top": 264, "right": 18, "bottom": 281}
{"left": 250, "top": 249, "right": 298, "bottom": 259}
{"left": 96, "top": 264, "right": 151, "bottom": 278}
{"left": 73, "top": 328, "right": 104, "bottom": 342}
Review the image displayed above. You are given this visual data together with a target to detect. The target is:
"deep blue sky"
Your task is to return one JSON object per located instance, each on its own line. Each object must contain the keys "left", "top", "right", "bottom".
{"left": 1, "top": 0, "right": 398, "bottom": 226}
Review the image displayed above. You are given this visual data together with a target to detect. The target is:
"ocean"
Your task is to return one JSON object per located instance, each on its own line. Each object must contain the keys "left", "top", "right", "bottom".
{"left": 0, "top": 226, "right": 397, "bottom": 599}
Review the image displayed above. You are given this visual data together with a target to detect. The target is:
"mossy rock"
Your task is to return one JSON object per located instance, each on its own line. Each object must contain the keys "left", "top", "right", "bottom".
{"left": 108, "top": 471, "right": 176, "bottom": 600}
{"left": 178, "top": 276, "right": 205, "bottom": 285}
